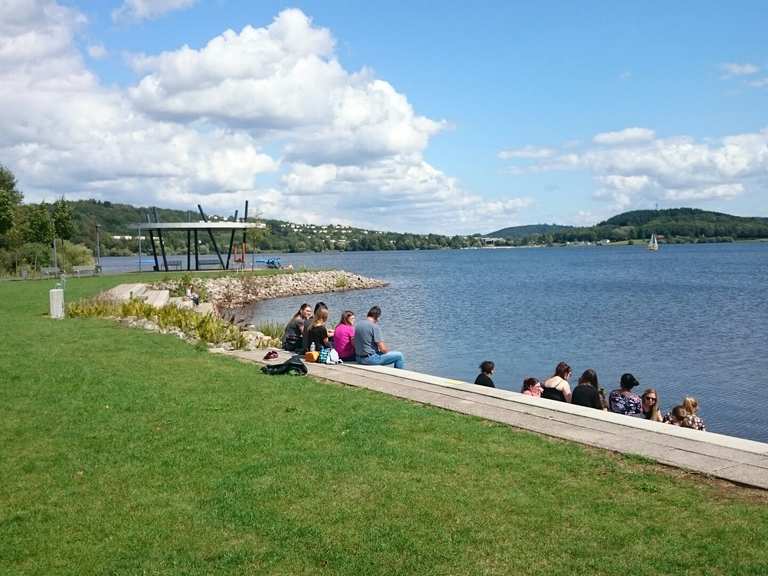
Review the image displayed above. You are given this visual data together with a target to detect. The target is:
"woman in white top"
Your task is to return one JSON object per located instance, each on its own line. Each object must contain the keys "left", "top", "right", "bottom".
{"left": 542, "top": 361, "right": 572, "bottom": 402}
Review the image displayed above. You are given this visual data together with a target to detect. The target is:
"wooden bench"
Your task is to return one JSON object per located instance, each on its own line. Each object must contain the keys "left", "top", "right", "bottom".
{"left": 72, "top": 265, "right": 97, "bottom": 277}
{"left": 166, "top": 259, "right": 182, "bottom": 271}
{"left": 198, "top": 258, "right": 221, "bottom": 267}
{"left": 40, "top": 266, "right": 61, "bottom": 278}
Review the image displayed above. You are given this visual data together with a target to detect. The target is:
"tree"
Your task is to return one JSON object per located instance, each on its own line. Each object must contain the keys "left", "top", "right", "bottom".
{"left": 0, "top": 165, "right": 22, "bottom": 237}
{"left": 0, "top": 189, "right": 14, "bottom": 236}
{"left": 27, "top": 203, "right": 54, "bottom": 244}
{"left": 0, "top": 165, "right": 22, "bottom": 206}
{"left": 52, "top": 198, "right": 74, "bottom": 240}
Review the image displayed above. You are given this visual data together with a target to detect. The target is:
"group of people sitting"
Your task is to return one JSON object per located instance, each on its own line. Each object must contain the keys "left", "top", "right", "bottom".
{"left": 475, "top": 361, "right": 706, "bottom": 431}
{"left": 282, "top": 302, "right": 405, "bottom": 369}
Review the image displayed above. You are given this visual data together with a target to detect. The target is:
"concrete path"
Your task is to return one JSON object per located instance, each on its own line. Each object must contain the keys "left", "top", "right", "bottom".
{"left": 220, "top": 349, "right": 768, "bottom": 490}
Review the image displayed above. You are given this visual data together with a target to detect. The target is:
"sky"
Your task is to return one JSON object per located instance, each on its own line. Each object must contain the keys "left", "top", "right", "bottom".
{"left": 1, "top": 0, "right": 766, "bottom": 233}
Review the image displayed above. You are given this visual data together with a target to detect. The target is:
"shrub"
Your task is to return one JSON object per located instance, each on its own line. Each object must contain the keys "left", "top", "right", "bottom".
{"left": 67, "top": 296, "right": 245, "bottom": 349}
{"left": 334, "top": 274, "right": 349, "bottom": 289}
{"left": 57, "top": 241, "right": 94, "bottom": 273}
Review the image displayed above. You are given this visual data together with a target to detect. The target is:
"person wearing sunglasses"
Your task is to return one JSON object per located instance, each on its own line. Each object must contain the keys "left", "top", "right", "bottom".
{"left": 641, "top": 388, "right": 663, "bottom": 421}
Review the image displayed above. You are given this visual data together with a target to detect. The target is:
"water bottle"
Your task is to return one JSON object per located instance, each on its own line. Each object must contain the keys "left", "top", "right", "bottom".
{"left": 310, "top": 342, "right": 316, "bottom": 352}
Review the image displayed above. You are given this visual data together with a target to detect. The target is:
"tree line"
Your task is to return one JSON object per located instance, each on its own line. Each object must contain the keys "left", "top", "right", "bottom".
{"left": 0, "top": 165, "right": 93, "bottom": 275}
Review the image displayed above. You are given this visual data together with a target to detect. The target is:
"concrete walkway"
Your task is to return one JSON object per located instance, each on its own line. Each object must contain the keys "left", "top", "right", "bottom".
{"left": 220, "top": 349, "right": 768, "bottom": 490}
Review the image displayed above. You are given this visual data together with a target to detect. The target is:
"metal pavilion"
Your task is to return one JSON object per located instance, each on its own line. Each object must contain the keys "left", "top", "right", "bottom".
{"left": 132, "top": 203, "right": 263, "bottom": 272}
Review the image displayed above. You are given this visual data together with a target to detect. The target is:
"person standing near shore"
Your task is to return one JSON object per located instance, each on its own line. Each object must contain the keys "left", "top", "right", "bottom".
{"left": 282, "top": 303, "right": 311, "bottom": 352}
{"left": 354, "top": 306, "right": 405, "bottom": 369}
{"left": 474, "top": 361, "right": 495, "bottom": 388}
{"left": 333, "top": 310, "right": 356, "bottom": 362}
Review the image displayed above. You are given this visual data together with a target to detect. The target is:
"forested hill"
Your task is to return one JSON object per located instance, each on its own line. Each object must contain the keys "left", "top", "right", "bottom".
{"left": 487, "top": 224, "right": 567, "bottom": 238}
{"left": 599, "top": 208, "right": 768, "bottom": 228}
{"left": 489, "top": 208, "right": 768, "bottom": 244}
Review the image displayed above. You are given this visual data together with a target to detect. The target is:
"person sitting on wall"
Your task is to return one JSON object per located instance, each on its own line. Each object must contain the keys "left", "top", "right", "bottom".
{"left": 571, "top": 369, "right": 606, "bottom": 410}
{"left": 302, "top": 301, "right": 328, "bottom": 352}
{"left": 353, "top": 306, "right": 405, "bottom": 369}
{"left": 641, "top": 388, "right": 663, "bottom": 422}
{"left": 307, "top": 308, "right": 331, "bottom": 352}
{"left": 282, "top": 302, "right": 312, "bottom": 352}
{"left": 333, "top": 310, "right": 357, "bottom": 362}
{"left": 681, "top": 396, "right": 706, "bottom": 431}
{"left": 521, "top": 377, "right": 543, "bottom": 397}
{"left": 608, "top": 373, "right": 643, "bottom": 416}
{"left": 542, "top": 362, "right": 573, "bottom": 402}
{"left": 664, "top": 405, "right": 688, "bottom": 426}
{"left": 474, "top": 361, "right": 496, "bottom": 388}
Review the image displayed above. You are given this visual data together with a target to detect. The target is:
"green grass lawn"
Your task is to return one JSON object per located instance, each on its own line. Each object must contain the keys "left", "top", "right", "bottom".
{"left": 2, "top": 275, "right": 767, "bottom": 575}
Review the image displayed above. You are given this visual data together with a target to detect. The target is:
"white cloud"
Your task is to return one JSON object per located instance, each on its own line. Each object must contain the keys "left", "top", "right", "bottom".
{"left": 87, "top": 43, "right": 107, "bottom": 59}
{"left": 498, "top": 145, "right": 554, "bottom": 160}
{"left": 747, "top": 77, "right": 768, "bottom": 88}
{"left": 720, "top": 62, "right": 760, "bottom": 77}
{"left": 593, "top": 127, "right": 655, "bottom": 145}
{"left": 113, "top": 0, "right": 196, "bottom": 22}
{"left": 500, "top": 127, "right": 768, "bottom": 211}
{"left": 127, "top": 10, "right": 444, "bottom": 164}
{"left": 0, "top": 1, "right": 526, "bottom": 234}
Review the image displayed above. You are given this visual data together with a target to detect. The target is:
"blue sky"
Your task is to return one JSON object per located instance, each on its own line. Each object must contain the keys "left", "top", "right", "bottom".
{"left": 1, "top": 0, "right": 766, "bottom": 232}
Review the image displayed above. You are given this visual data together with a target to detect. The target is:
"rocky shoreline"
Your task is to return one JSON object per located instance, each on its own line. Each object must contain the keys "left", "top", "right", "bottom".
{"left": 151, "top": 270, "right": 388, "bottom": 309}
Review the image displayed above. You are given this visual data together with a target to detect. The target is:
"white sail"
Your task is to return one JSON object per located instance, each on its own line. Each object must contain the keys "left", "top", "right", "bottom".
{"left": 648, "top": 233, "right": 659, "bottom": 251}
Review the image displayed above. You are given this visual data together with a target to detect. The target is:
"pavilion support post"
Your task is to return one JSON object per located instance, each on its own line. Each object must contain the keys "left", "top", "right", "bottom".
{"left": 197, "top": 205, "right": 225, "bottom": 269}
{"left": 186, "top": 229, "right": 191, "bottom": 271}
{"left": 153, "top": 208, "right": 168, "bottom": 272}
{"left": 148, "top": 230, "right": 159, "bottom": 272}
{"left": 194, "top": 229, "right": 199, "bottom": 271}
{"left": 226, "top": 210, "right": 238, "bottom": 270}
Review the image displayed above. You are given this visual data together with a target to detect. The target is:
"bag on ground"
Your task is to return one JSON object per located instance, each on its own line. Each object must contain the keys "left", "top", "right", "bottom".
{"left": 260, "top": 355, "right": 308, "bottom": 376}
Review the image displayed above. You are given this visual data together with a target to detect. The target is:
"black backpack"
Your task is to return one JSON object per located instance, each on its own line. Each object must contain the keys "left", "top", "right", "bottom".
{"left": 260, "top": 354, "right": 308, "bottom": 376}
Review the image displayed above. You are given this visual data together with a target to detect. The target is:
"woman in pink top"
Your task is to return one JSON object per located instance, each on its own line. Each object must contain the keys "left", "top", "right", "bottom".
{"left": 333, "top": 310, "right": 356, "bottom": 361}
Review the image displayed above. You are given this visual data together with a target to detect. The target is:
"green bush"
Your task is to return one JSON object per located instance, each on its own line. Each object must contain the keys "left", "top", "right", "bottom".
{"left": 57, "top": 240, "right": 94, "bottom": 273}
{"left": 67, "top": 296, "right": 245, "bottom": 349}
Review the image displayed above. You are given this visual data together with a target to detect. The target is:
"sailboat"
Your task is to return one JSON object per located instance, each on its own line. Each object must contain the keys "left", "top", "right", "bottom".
{"left": 648, "top": 233, "right": 659, "bottom": 252}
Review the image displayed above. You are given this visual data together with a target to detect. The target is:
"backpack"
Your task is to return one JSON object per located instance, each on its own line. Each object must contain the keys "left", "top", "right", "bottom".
{"left": 260, "top": 354, "right": 308, "bottom": 376}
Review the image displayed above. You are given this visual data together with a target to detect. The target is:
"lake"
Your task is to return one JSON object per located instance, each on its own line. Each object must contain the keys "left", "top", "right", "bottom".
{"left": 100, "top": 243, "right": 768, "bottom": 442}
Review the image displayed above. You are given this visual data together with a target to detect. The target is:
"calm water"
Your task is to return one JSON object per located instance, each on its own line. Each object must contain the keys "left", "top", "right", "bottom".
{"left": 102, "top": 244, "right": 768, "bottom": 442}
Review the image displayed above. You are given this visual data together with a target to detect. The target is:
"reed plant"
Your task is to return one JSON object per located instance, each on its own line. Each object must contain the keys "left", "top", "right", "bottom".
{"left": 254, "top": 320, "right": 284, "bottom": 339}
{"left": 67, "top": 296, "right": 246, "bottom": 349}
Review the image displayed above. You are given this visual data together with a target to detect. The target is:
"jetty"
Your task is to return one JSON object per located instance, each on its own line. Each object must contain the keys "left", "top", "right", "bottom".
{"left": 221, "top": 349, "right": 768, "bottom": 490}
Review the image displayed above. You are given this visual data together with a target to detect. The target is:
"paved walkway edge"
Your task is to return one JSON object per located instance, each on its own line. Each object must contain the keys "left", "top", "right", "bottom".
{"left": 217, "top": 349, "right": 768, "bottom": 490}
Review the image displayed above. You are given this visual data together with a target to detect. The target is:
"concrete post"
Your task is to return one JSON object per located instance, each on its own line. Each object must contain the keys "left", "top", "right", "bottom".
{"left": 49, "top": 288, "right": 64, "bottom": 319}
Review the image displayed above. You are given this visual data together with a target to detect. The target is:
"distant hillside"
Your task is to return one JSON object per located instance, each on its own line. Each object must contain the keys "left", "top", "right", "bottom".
{"left": 63, "top": 199, "right": 485, "bottom": 255}
{"left": 487, "top": 224, "right": 569, "bottom": 238}
{"left": 599, "top": 208, "right": 768, "bottom": 228}
{"left": 486, "top": 208, "right": 768, "bottom": 245}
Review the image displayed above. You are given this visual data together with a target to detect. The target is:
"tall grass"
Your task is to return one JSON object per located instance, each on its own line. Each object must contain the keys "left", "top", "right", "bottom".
{"left": 67, "top": 297, "right": 246, "bottom": 349}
